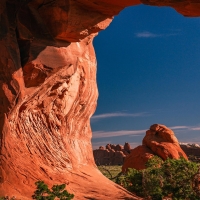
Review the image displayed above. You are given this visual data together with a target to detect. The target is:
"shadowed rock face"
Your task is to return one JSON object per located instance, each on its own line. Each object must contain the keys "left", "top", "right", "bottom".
{"left": 93, "top": 143, "right": 129, "bottom": 165}
{"left": 122, "top": 145, "right": 155, "bottom": 171}
{"left": 180, "top": 143, "right": 200, "bottom": 158}
{"left": 0, "top": 0, "right": 199, "bottom": 199}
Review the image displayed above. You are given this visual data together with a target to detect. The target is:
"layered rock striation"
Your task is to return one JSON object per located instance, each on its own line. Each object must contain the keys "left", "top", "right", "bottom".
{"left": 122, "top": 124, "right": 188, "bottom": 171}
{"left": 0, "top": 0, "right": 199, "bottom": 199}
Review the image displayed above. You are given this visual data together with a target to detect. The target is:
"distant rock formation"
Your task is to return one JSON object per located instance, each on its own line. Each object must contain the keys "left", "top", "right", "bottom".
{"left": 124, "top": 142, "right": 131, "bottom": 153}
{"left": 94, "top": 128, "right": 199, "bottom": 171}
{"left": 122, "top": 124, "right": 188, "bottom": 171}
{"left": 93, "top": 143, "right": 131, "bottom": 165}
{"left": 180, "top": 143, "right": 200, "bottom": 158}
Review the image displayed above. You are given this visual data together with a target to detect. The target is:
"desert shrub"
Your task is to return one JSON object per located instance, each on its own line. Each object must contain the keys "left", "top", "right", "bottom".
{"left": 121, "top": 156, "right": 200, "bottom": 200}
{"left": 32, "top": 181, "right": 74, "bottom": 200}
{"left": 161, "top": 158, "right": 199, "bottom": 199}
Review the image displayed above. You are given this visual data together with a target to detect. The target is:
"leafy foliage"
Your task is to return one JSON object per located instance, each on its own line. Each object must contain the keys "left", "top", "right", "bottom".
{"left": 161, "top": 158, "right": 199, "bottom": 199}
{"left": 32, "top": 181, "right": 74, "bottom": 200}
{"left": 120, "top": 156, "right": 200, "bottom": 200}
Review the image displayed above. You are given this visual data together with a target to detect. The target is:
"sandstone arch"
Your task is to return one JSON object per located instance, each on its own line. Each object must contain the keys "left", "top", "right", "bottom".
{"left": 0, "top": 0, "right": 199, "bottom": 199}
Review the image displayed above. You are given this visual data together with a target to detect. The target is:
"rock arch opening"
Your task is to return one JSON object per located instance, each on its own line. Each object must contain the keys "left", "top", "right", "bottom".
{"left": 92, "top": 5, "right": 200, "bottom": 150}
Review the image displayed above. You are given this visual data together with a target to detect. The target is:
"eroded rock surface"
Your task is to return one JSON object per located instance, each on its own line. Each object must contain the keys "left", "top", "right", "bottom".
{"left": 143, "top": 124, "right": 188, "bottom": 160}
{"left": 0, "top": 0, "right": 199, "bottom": 199}
{"left": 123, "top": 124, "right": 188, "bottom": 171}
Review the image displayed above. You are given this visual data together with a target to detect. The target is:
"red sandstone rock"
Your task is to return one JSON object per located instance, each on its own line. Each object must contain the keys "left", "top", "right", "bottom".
{"left": 142, "top": 0, "right": 200, "bottom": 17}
{"left": 106, "top": 143, "right": 112, "bottom": 150}
{"left": 114, "top": 151, "right": 126, "bottom": 165}
{"left": 124, "top": 142, "right": 131, "bottom": 153}
{"left": 123, "top": 149, "right": 130, "bottom": 156}
{"left": 93, "top": 149, "right": 110, "bottom": 165}
{"left": 122, "top": 124, "right": 188, "bottom": 171}
{"left": 115, "top": 144, "right": 124, "bottom": 151}
{"left": 111, "top": 144, "right": 117, "bottom": 150}
{"left": 93, "top": 144, "right": 126, "bottom": 165}
{"left": 0, "top": 0, "right": 198, "bottom": 199}
{"left": 180, "top": 143, "right": 200, "bottom": 158}
{"left": 110, "top": 148, "right": 115, "bottom": 153}
{"left": 122, "top": 145, "right": 155, "bottom": 171}
{"left": 143, "top": 124, "right": 188, "bottom": 160}
{"left": 99, "top": 146, "right": 105, "bottom": 150}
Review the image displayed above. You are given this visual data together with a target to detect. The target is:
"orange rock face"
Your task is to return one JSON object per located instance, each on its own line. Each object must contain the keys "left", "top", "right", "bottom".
{"left": 122, "top": 124, "right": 188, "bottom": 171}
{"left": 0, "top": 0, "right": 198, "bottom": 199}
{"left": 122, "top": 145, "right": 154, "bottom": 171}
{"left": 143, "top": 124, "right": 188, "bottom": 160}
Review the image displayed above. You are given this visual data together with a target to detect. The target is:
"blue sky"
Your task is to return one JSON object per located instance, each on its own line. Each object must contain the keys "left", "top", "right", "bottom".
{"left": 91, "top": 5, "right": 200, "bottom": 149}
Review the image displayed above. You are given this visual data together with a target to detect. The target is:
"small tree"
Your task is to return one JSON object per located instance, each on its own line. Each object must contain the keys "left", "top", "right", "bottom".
{"left": 121, "top": 156, "right": 200, "bottom": 200}
{"left": 162, "top": 158, "right": 199, "bottom": 199}
{"left": 32, "top": 181, "right": 74, "bottom": 200}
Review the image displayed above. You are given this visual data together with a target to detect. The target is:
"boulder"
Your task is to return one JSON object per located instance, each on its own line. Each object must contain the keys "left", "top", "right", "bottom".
{"left": 122, "top": 124, "right": 188, "bottom": 171}
{"left": 122, "top": 145, "right": 154, "bottom": 171}
{"left": 143, "top": 124, "right": 188, "bottom": 160}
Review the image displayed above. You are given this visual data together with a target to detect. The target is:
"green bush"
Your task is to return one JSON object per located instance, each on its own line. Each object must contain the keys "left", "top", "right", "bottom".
{"left": 32, "top": 181, "right": 74, "bottom": 200}
{"left": 121, "top": 156, "right": 200, "bottom": 200}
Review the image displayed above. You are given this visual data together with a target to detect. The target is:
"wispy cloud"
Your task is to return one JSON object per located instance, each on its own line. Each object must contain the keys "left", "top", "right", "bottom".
{"left": 169, "top": 126, "right": 189, "bottom": 130}
{"left": 93, "top": 129, "right": 146, "bottom": 139}
{"left": 170, "top": 126, "right": 200, "bottom": 131}
{"left": 92, "top": 125, "right": 200, "bottom": 139}
{"left": 190, "top": 127, "right": 200, "bottom": 131}
{"left": 91, "top": 112, "right": 148, "bottom": 121}
{"left": 179, "top": 139, "right": 200, "bottom": 145}
{"left": 135, "top": 31, "right": 178, "bottom": 38}
{"left": 135, "top": 31, "right": 161, "bottom": 38}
